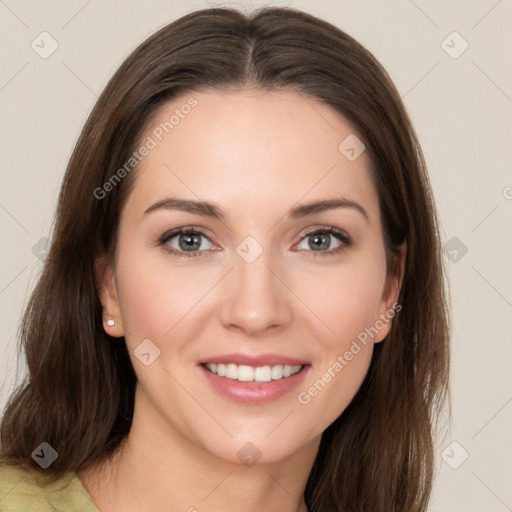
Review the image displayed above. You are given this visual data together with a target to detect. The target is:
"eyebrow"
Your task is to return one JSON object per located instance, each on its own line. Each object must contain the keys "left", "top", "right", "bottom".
{"left": 143, "top": 197, "right": 369, "bottom": 223}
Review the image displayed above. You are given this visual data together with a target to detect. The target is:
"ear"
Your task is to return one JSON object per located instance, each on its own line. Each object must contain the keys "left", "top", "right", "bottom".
{"left": 95, "top": 255, "right": 125, "bottom": 337}
{"left": 373, "top": 240, "right": 407, "bottom": 343}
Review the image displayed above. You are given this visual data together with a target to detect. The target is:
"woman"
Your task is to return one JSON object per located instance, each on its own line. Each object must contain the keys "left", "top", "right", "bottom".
{"left": 0, "top": 6, "right": 449, "bottom": 511}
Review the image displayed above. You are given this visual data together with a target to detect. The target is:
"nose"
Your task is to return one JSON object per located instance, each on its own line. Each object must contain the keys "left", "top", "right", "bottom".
{"left": 219, "top": 248, "right": 293, "bottom": 336}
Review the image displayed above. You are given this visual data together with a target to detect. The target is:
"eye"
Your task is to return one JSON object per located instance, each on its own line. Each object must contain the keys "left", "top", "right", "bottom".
{"left": 295, "top": 226, "right": 352, "bottom": 256}
{"left": 159, "top": 226, "right": 215, "bottom": 258}
{"left": 159, "top": 225, "right": 353, "bottom": 259}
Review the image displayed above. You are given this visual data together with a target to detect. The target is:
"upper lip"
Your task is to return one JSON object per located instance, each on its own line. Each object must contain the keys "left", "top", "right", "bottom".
{"left": 199, "top": 353, "right": 309, "bottom": 367}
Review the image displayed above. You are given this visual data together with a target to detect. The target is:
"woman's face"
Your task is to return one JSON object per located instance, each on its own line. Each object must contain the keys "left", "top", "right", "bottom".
{"left": 100, "top": 89, "right": 403, "bottom": 464}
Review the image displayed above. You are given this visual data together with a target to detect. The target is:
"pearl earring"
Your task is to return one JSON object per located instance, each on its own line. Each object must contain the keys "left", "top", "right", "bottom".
{"left": 107, "top": 319, "right": 115, "bottom": 327}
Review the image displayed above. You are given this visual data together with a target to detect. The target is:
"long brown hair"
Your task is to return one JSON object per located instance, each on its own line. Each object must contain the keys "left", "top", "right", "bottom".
{"left": 0, "top": 7, "right": 450, "bottom": 511}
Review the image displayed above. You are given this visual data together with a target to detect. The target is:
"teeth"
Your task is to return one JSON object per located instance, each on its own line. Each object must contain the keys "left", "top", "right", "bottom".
{"left": 271, "top": 365, "right": 284, "bottom": 380}
{"left": 205, "top": 363, "right": 303, "bottom": 382}
{"left": 254, "top": 366, "right": 272, "bottom": 382}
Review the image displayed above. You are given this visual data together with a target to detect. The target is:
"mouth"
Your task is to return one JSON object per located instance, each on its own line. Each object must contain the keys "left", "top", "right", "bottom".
{"left": 202, "top": 362, "right": 304, "bottom": 382}
{"left": 198, "top": 355, "right": 310, "bottom": 403}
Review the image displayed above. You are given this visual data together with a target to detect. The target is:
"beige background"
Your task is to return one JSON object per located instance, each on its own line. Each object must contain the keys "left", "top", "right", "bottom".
{"left": 1, "top": 1, "right": 511, "bottom": 510}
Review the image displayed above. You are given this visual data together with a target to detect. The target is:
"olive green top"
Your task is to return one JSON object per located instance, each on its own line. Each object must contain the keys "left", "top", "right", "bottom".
{"left": 0, "top": 460, "right": 99, "bottom": 511}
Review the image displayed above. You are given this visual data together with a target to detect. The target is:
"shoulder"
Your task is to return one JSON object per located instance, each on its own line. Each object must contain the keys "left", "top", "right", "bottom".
{"left": 0, "top": 460, "right": 99, "bottom": 512}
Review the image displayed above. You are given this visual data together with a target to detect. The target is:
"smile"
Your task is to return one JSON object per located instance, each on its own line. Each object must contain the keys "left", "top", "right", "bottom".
{"left": 199, "top": 362, "right": 310, "bottom": 404}
{"left": 204, "top": 363, "right": 303, "bottom": 382}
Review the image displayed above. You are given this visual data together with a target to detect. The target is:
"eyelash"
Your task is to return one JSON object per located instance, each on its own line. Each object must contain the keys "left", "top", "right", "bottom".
{"left": 158, "top": 225, "right": 353, "bottom": 259}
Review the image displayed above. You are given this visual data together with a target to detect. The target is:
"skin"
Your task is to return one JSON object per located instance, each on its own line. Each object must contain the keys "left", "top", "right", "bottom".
{"left": 78, "top": 89, "right": 406, "bottom": 512}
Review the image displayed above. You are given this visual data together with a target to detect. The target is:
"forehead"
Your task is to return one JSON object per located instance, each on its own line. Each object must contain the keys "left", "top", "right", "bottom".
{"left": 124, "top": 89, "right": 379, "bottom": 224}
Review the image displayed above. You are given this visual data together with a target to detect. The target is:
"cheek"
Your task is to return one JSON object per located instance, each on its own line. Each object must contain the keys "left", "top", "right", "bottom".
{"left": 295, "top": 285, "right": 379, "bottom": 430}
{"left": 114, "top": 243, "right": 201, "bottom": 345}
{"left": 298, "top": 343, "right": 373, "bottom": 433}
{"left": 292, "top": 253, "right": 386, "bottom": 420}
{"left": 295, "top": 254, "right": 387, "bottom": 348}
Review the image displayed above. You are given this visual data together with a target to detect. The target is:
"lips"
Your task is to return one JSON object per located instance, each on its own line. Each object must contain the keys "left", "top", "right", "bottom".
{"left": 198, "top": 352, "right": 311, "bottom": 403}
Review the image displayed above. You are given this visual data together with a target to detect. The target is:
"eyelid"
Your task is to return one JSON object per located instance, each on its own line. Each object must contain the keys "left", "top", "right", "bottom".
{"left": 299, "top": 225, "right": 352, "bottom": 242}
{"left": 159, "top": 225, "right": 212, "bottom": 242}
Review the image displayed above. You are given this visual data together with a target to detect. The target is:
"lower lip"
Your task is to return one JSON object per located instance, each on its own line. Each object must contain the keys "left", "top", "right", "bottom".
{"left": 199, "top": 364, "right": 310, "bottom": 404}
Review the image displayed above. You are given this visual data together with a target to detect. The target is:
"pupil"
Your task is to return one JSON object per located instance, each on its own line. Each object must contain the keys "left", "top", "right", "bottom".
{"left": 179, "top": 234, "right": 200, "bottom": 251}
{"left": 310, "top": 234, "right": 329, "bottom": 251}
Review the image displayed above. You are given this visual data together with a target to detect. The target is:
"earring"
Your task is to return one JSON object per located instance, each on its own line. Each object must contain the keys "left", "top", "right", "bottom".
{"left": 107, "top": 319, "right": 115, "bottom": 327}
